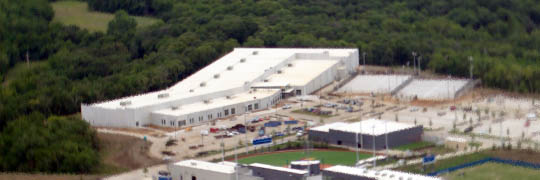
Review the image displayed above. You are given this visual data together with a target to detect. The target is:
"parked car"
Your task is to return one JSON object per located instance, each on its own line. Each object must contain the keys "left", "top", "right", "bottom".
{"left": 410, "top": 107, "right": 419, "bottom": 112}
{"left": 292, "top": 127, "right": 304, "bottom": 132}
{"left": 282, "top": 104, "right": 292, "bottom": 109}
{"left": 296, "top": 130, "right": 304, "bottom": 136}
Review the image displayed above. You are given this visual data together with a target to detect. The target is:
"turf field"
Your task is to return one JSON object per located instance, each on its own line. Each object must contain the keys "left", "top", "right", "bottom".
{"left": 51, "top": 1, "right": 160, "bottom": 32}
{"left": 238, "top": 150, "right": 372, "bottom": 166}
{"left": 443, "top": 163, "right": 540, "bottom": 180}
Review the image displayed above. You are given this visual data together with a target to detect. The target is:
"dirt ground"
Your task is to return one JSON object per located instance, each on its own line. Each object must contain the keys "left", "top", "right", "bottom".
{"left": 489, "top": 149, "right": 540, "bottom": 164}
{"left": 97, "top": 132, "right": 163, "bottom": 170}
{"left": 0, "top": 173, "right": 103, "bottom": 180}
{"left": 0, "top": 133, "right": 162, "bottom": 180}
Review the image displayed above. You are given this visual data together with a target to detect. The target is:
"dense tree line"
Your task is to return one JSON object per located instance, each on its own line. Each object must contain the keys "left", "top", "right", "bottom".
{"left": 1, "top": 0, "right": 540, "bottom": 173}
{"left": 0, "top": 113, "right": 99, "bottom": 173}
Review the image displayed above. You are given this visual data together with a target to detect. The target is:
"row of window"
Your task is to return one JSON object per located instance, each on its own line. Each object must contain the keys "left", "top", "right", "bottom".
{"left": 159, "top": 97, "right": 281, "bottom": 127}
{"left": 160, "top": 107, "right": 238, "bottom": 127}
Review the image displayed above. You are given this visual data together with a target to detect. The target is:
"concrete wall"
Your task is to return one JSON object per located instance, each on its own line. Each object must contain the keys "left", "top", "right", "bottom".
{"left": 290, "top": 164, "right": 320, "bottom": 175}
{"left": 169, "top": 164, "right": 235, "bottom": 180}
{"left": 249, "top": 166, "right": 307, "bottom": 180}
{"left": 310, "top": 126, "right": 423, "bottom": 150}
{"left": 322, "top": 170, "right": 376, "bottom": 180}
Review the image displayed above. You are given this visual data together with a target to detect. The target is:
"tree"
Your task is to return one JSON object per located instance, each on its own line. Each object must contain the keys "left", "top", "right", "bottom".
{"left": 107, "top": 10, "right": 137, "bottom": 42}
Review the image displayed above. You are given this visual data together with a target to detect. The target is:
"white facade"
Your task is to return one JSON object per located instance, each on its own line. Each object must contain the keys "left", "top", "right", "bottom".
{"left": 169, "top": 160, "right": 236, "bottom": 180}
{"left": 81, "top": 48, "right": 359, "bottom": 127}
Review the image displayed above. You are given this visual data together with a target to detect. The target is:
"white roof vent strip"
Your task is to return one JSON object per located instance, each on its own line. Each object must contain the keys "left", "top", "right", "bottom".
{"left": 119, "top": 100, "right": 132, "bottom": 106}
{"left": 157, "top": 93, "right": 169, "bottom": 99}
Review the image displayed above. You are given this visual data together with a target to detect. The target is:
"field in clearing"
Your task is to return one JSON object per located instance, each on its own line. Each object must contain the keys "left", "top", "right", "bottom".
{"left": 51, "top": 1, "right": 161, "bottom": 32}
{"left": 237, "top": 150, "right": 371, "bottom": 166}
{"left": 443, "top": 163, "right": 540, "bottom": 180}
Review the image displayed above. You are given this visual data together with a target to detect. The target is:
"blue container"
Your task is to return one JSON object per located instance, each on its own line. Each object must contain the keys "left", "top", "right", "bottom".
{"left": 284, "top": 120, "right": 298, "bottom": 125}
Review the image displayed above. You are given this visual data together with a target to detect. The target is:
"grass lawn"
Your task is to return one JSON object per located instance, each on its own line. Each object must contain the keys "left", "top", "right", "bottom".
{"left": 394, "top": 141, "right": 434, "bottom": 151}
{"left": 398, "top": 151, "right": 491, "bottom": 174}
{"left": 238, "top": 150, "right": 371, "bottom": 166}
{"left": 51, "top": 1, "right": 161, "bottom": 32}
{"left": 443, "top": 163, "right": 540, "bottom": 180}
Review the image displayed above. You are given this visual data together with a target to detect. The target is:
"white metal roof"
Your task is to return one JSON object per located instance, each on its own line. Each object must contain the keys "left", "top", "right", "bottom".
{"left": 152, "top": 89, "right": 279, "bottom": 117}
{"left": 265, "top": 60, "right": 339, "bottom": 87}
{"left": 250, "top": 163, "right": 308, "bottom": 175}
{"left": 310, "top": 122, "right": 349, "bottom": 132}
{"left": 311, "top": 119, "right": 418, "bottom": 136}
{"left": 324, "top": 165, "right": 441, "bottom": 180}
{"left": 89, "top": 48, "right": 357, "bottom": 109}
{"left": 174, "top": 160, "right": 236, "bottom": 174}
{"left": 290, "top": 160, "right": 320, "bottom": 165}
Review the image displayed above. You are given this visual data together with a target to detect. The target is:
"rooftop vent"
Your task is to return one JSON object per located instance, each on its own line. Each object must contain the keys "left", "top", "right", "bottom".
{"left": 277, "top": 70, "right": 282, "bottom": 74}
{"left": 157, "top": 93, "right": 169, "bottom": 99}
{"left": 119, "top": 101, "right": 131, "bottom": 106}
{"left": 226, "top": 95, "right": 232, "bottom": 99}
{"left": 244, "top": 81, "right": 250, "bottom": 85}
{"left": 171, "top": 106, "right": 179, "bottom": 110}
{"left": 204, "top": 100, "right": 211, "bottom": 104}
{"left": 323, "top": 50, "right": 329, "bottom": 55}
{"left": 240, "top": 58, "right": 246, "bottom": 63}
{"left": 200, "top": 82, "right": 206, "bottom": 87}
{"left": 189, "top": 89, "right": 194, "bottom": 93}
{"left": 252, "top": 51, "right": 258, "bottom": 55}
{"left": 287, "top": 63, "right": 293, "bottom": 67}
{"left": 227, "top": 66, "right": 233, "bottom": 70}
{"left": 263, "top": 79, "right": 269, "bottom": 82}
{"left": 214, "top": 74, "right": 220, "bottom": 79}
{"left": 191, "top": 162, "right": 197, "bottom": 166}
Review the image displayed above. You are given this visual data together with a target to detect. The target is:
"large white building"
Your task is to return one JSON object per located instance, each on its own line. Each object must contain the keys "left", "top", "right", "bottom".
{"left": 81, "top": 48, "right": 359, "bottom": 127}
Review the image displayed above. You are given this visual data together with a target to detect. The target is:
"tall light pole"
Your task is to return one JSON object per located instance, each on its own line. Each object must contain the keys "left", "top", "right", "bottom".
{"left": 385, "top": 120, "right": 388, "bottom": 156}
{"left": 469, "top": 56, "right": 474, "bottom": 79}
{"left": 412, "top": 52, "right": 417, "bottom": 75}
{"left": 244, "top": 110, "right": 250, "bottom": 155}
{"left": 372, "top": 125, "right": 376, "bottom": 167}
{"left": 355, "top": 122, "right": 360, "bottom": 164}
{"left": 418, "top": 56, "right": 422, "bottom": 73}
{"left": 362, "top": 52, "right": 367, "bottom": 74}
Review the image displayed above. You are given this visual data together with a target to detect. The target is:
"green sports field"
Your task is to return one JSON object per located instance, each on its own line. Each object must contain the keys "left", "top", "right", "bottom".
{"left": 51, "top": 1, "right": 160, "bottom": 32}
{"left": 238, "top": 150, "right": 372, "bottom": 166}
{"left": 443, "top": 163, "right": 540, "bottom": 180}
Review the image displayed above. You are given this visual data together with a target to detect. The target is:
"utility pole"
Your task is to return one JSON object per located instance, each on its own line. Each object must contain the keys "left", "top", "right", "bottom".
{"left": 235, "top": 144, "right": 239, "bottom": 180}
{"left": 412, "top": 52, "right": 417, "bottom": 75}
{"left": 221, "top": 132, "right": 225, "bottom": 162}
{"left": 26, "top": 50, "right": 30, "bottom": 68}
{"left": 469, "top": 56, "right": 474, "bottom": 79}
{"left": 362, "top": 52, "right": 367, "bottom": 74}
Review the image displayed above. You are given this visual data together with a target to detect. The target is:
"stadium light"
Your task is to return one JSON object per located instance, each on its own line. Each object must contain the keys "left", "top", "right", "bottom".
{"left": 363, "top": 52, "right": 367, "bottom": 74}
{"left": 469, "top": 56, "right": 473, "bottom": 79}
{"left": 412, "top": 52, "right": 417, "bottom": 75}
